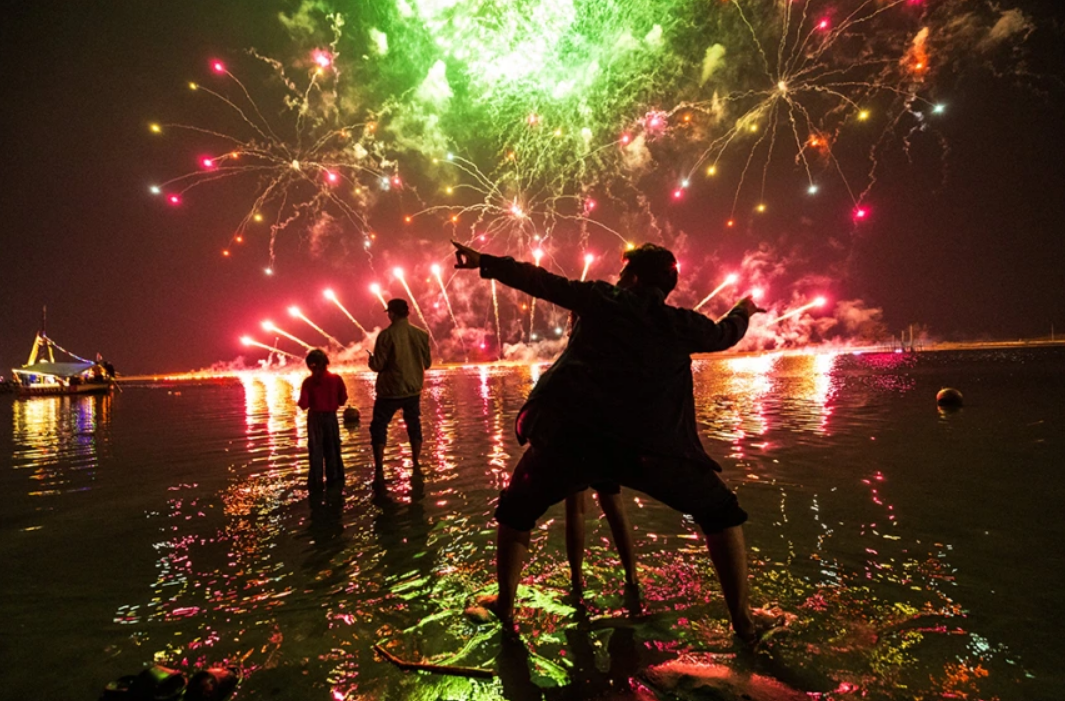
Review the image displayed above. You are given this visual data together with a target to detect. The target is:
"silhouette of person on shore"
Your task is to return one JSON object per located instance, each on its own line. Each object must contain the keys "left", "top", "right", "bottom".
{"left": 297, "top": 348, "right": 348, "bottom": 493}
{"left": 367, "top": 298, "right": 431, "bottom": 489}
{"left": 452, "top": 239, "right": 778, "bottom": 644}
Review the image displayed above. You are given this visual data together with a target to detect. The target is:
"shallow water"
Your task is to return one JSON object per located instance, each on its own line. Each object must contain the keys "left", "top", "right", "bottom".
{"left": 1, "top": 348, "right": 1063, "bottom": 700}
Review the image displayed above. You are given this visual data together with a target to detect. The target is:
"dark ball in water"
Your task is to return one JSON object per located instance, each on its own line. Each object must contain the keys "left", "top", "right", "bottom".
{"left": 936, "top": 388, "right": 963, "bottom": 408}
{"left": 343, "top": 406, "right": 361, "bottom": 424}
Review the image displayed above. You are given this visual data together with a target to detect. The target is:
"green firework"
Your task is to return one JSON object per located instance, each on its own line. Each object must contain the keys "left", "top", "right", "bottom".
{"left": 346, "top": 0, "right": 713, "bottom": 187}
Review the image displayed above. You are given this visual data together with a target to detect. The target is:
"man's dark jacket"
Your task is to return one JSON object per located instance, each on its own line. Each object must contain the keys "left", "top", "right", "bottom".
{"left": 479, "top": 254, "right": 751, "bottom": 469}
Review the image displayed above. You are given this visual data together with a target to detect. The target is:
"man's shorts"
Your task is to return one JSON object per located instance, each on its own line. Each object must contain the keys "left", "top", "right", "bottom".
{"left": 494, "top": 432, "right": 747, "bottom": 535}
{"left": 369, "top": 394, "right": 422, "bottom": 444}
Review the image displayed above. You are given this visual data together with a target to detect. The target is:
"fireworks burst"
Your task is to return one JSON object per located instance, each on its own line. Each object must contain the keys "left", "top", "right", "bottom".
{"left": 150, "top": 15, "right": 392, "bottom": 269}
{"left": 152, "top": 1, "right": 1034, "bottom": 357}
{"left": 153, "top": 1, "right": 1030, "bottom": 257}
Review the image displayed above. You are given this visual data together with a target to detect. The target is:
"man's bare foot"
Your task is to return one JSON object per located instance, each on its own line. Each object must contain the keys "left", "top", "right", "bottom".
{"left": 734, "top": 608, "right": 786, "bottom": 646}
{"left": 463, "top": 594, "right": 512, "bottom": 622}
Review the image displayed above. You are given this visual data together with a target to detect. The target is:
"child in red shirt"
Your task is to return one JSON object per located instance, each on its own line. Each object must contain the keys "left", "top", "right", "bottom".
{"left": 298, "top": 349, "right": 348, "bottom": 492}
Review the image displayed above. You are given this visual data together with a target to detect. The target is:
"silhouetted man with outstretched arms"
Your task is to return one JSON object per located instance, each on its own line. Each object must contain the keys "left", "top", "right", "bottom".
{"left": 452, "top": 239, "right": 778, "bottom": 644}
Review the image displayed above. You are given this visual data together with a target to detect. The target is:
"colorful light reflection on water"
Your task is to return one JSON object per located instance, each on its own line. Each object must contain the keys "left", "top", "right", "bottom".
{"left": 3, "top": 349, "right": 1064, "bottom": 699}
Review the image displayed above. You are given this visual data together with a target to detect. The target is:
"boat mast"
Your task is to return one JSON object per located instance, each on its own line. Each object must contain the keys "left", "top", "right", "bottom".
{"left": 27, "top": 306, "right": 55, "bottom": 365}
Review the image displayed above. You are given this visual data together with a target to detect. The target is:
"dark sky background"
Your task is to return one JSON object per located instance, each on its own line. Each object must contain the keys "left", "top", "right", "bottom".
{"left": 2, "top": 1, "right": 1064, "bottom": 375}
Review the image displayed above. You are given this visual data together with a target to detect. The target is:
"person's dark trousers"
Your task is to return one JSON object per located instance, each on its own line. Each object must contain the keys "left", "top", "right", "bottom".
{"left": 369, "top": 394, "right": 423, "bottom": 445}
{"left": 307, "top": 410, "right": 344, "bottom": 490}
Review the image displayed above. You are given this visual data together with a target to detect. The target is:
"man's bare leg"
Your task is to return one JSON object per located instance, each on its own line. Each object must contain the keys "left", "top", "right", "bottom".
{"left": 706, "top": 525, "right": 777, "bottom": 642}
{"left": 599, "top": 492, "right": 637, "bottom": 588}
{"left": 480, "top": 523, "right": 531, "bottom": 625}
{"left": 565, "top": 491, "right": 588, "bottom": 591}
{"left": 410, "top": 439, "right": 422, "bottom": 469}
{"left": 372, "top": 443, "right": 386, "bottom": 484}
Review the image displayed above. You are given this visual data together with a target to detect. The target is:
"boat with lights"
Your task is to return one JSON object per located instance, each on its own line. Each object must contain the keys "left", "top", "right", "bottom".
{"left": 12, "top": 311, "right": 116, "bottom": 397}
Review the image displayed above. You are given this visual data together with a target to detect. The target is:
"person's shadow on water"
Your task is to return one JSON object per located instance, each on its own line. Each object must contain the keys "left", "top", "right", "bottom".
{"left": 370, "top": 465, "right": 432, "bottom": 583}
{"left": 299, "top": 489, "right": 347, "bottom": 587}
{"left": 495, "top": 632, "right": 542, "bottom": 701}
{"left": 493, "top": 602, "right": 671, "bottom": 701}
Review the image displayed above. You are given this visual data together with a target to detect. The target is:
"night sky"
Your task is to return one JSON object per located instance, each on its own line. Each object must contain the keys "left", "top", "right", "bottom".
{"left": 2, "top": 1, "right": 1064, "bottom": 375}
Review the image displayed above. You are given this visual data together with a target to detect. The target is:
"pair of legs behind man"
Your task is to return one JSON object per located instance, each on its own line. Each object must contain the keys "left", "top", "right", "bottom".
{"left": 307, "top": 410, "right": 344, "bottom": 491}
{"left": 565, "top": 485, "right": 637, "bottom": 594}
{"left": 488, "top": 428, "right": 771, "bottom": 643}
{"left": 370, "top": 394, "right": 423, "bottom": 487}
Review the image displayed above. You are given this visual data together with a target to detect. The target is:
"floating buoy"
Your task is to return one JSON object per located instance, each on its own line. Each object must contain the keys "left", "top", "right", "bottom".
{"left": 936, "top": 388, "right": 963, "bottom": 408}
{"left": 342, "top": 406, "right": 361, "bottom": 424}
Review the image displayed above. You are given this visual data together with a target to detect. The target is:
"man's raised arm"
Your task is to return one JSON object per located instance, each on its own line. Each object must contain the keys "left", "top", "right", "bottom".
{"left": 674, "top": 297, "right": 765, "bottom": 354}
{"left": 452, "top": 240, "right": 599, "bottom": 314}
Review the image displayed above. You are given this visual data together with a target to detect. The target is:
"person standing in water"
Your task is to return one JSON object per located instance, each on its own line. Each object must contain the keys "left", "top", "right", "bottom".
{"left": 368, "top": 298, "right": 432, "bottom": 488}
{"left": 452, "top": 239, "right": 779, "bottom": 644}
{"left": 297, "top": 349, "right": 348, "bottom": 492}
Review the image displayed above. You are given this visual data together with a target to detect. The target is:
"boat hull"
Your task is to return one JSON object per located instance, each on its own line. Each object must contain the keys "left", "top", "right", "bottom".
{"left": 16, "top": 382, "right": 113, "bottom": 397}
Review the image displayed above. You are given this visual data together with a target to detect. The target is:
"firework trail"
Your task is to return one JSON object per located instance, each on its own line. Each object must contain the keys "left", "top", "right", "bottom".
{"left": 241, "top": 336, "right": 300, "bottom": 360}
{"left": 430, "top": 264, "right": 460, "bottom": 328}
{"left": 261, "top": 320, "right": 313, "bottom": 350}
{"left": 393, "top": 268, "right": 437, "bottom": 348}
{"left": 771, "top": 296, "right": 828, "bottom": 325}
{"left": 323, "top": 289, "right": 369, "bottom": 337}
{"left": 369, "top": 283, "right": 388, "bottom": 311}
{"left": 580, "top": 253, "right": 595, "bottom": 282}
{"left": 288, "top": 306, "right": 342, "bottom": 347}
{"left": 694, "top": 273, "right": 740, "bottom": 311}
